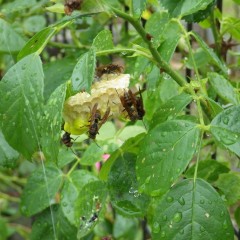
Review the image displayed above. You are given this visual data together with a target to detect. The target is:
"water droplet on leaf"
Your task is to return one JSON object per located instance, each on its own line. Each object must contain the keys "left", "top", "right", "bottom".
{"left": 173, "top": 212, "right": 182, "bottom": 223}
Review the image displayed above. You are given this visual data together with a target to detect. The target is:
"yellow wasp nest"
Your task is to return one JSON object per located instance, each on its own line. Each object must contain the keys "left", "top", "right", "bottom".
{"left": 63, "top": 74, "right": 130, "bottom": 135}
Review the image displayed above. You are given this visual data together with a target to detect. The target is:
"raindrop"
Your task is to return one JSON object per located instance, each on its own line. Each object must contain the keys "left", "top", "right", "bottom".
{"left": 62, "top": 202, "right": 67, "bottom": 207}
{"left": 220, "top": 211, "right": 225, "bottom": 217}
{"left": 180, "top": 229, "right": 184, "bottom": 234}
{"left": 173, "top": 212, "right": 182, "bottom": 223}
{"left": 205, "top": 213, "right": 210, "bottom": 218}
{"left": 160, "top": 231, "right": 166, "bottom": 237}
{"left": 161, "top": 132, "right": 167, "bottom": 137}
{"left": 162, "top": 215, "right": 167, "bottom": 221}
{"left": 152, "top": 222, "right": 161, "bottom": 233}
{"left": 200, "top": 199, "right": 205, "bottom": 204}
{"left": 166, "top": 196, "right": 174, "bottom": 203}
{"left": 129, "top": 187, "right": 135, "bottom": 194}
{"left": 145, "top": 176, "right": 151, "bottom": 184}
{"left": 222, "top": 116, "right": 229, "bottom": 125}
{"left": 200, "top": 226, "right": 205, "bottom": 232}
{"left": 178, "top": 197, "right": 185, "bottom": 206}
{"left": 208, "top": 200, "right": 212, "bottom": 204}
{"left": 223, "top": 220, "right": 228, "bottom": 229}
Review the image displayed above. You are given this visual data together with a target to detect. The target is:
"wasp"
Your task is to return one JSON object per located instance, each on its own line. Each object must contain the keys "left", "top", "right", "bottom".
{"left": 61, "top": 131, "right": 73, "bottom": 147}
{"left": 129, "top": 89, "right": 145, "bottom": 120}
{"left": 96, "top": 64, "right": 123, "bottom": 78}
{"left": 64, "top": 0, "right": 83, "bottom": 15}
{"left": 88, "top": 103, "right": 110, "bottom": 140}
{"left": 116, "top": 89, "right": 138, "bottom": 121}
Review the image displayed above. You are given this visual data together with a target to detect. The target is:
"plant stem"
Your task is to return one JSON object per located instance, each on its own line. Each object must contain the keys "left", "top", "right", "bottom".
{"left": 67, "top": 157, "right": 81, "bottom": 177}
{"left": 210, "top": 11, "right": 221, "bottom": 56}
{"left": 193, "top": 131, "right": 204, "bottom": 183}
{"left": 111, "top": 7, "right": 187, "bottom": 88}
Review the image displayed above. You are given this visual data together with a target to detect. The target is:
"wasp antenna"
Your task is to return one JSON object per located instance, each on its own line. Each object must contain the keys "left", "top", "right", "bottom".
{"left": 69, "top": 147, "right": 79, "bottom": 157}
{"left": 94, "top": 140, "right": 102, "bottom": 149}
{"left": 142, "top": 120, "right": 147, "bottom": 130}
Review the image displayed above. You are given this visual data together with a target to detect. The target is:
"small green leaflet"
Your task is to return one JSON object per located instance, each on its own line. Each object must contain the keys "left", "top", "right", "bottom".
{"left": 191, "top": 32, "right": 228, "bottom": 75}
{"left": 21, "top": 166, "right": 63, "bottom": 216}
{"left": 136, "top": 120, "right": 200, "bottom": 196}
{"left": 161, "top": 0, "right": 214, "bottom": 18}
{"left": 145, "top": 12, "right": 169, "bottom": 48}
{"left": 93, "top": 29, "right": 114, "bottom": 51}
{"left": 41, "top": 83, "right": 67, "bottom": 162}
{"left": 132, "top": 0, "right": 147, "bottom": 18}
{"left": 108, "top": 153, "right": 150, "bottom": 217}
{"left": 210, "top": 106, "right": 240, "bottom": 156}
{"left": 18, "top": 27, "right": 57, "bottom": 60}
{"left": 1, "top": 0, "right": 36, "bottom": 14}
{"left": 0, "top": 131, "right": 19, "bottom": 168}
{"left": 0, "top": 54, "right": 44, "bottom": 159}
{"left": 208, "top": 72, "right": 240, "bottom": 105}
{"left": 99, "top": 133, "right": 145, "bottom": 181}
{"left": 61, "top": 170, "right": 98, "bottom": 225}
{"left": 150, "top": 93, "right": 192, "bottom": 129}
{"left": 215, "top": 172, "right": 240, "bottom": 205}
{"left": 71, "top": 48, "right": 96, "bottom": 93}
{"left": 0, "top": 18, "right": 26, "bottom": 53}
{"left": 74, "top": 181, "right": 107, "bottom": 238}
{"left": 151, "top": 179, "right": 234, "bottom": 240}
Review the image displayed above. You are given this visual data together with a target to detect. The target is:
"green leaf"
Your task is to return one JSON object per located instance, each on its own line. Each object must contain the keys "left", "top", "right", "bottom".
{"left": 23, "top": 15, "right": 46, "bottom": 33}
{"left": 57, "top": 148, "right": 76, "bottom": 168}
{"left": 137, "top": 120, "right": 200, "bottom": 196}
{"left": 210, "top": 106, "right": 240, "bottom": 156}
{"left": 61, "top": 170, "right": 98, "bottom": 225}
{"left": 117, "top": 126, "right": 146, "bottom": 141}
{"left": 1, "top": 0, "right": 36, "bottom": 14}
{"left": 81, "top": 0, "right": 108, "bottom": 13}
{"left": 145, "top": 12, "right": 169, "bottom": 48}
{"left": 81, "top": 143, "right": 104, "bottom": 165}
{"left": 235, "top": 207, "right": 240, "bottom": 227}
{"left": 150, "top": 93, "right": 193, "bottom": 129}
{"left": 108, "top": 153, "right": 150, "bottom": 217}
{"left": 17, "top": 27, "right": 57, "bottom": 60}
{"left": 215, "top": 172, "right": 240, "bottom": 205}
{"left": 99, "top": 133, "right": 145, "bottom": 181}
{"left": 57, "top": 207, "right": 78, "bottom": 239}
{"left": 185, "top": 160, "right": 229, "bottom": 182}
{"left": 113, "top": 214, "right": 138, "bottom": 239}
{"left": 71, "top": 48, "right": 96, "bottom": 93}
{"left": 0, "top": 131, "right": 19, "bottom": 168}
{"left": 158, "top": 20, "right": 181, "bottom": 62}
{"left": 21, "top": 166, "right": 63, "bottom": 216}
{"left": 93, "top": 29, "right": 114, "bottom": 51}
{"left": 41, "top": 84, "right": 67, "bottom": 162}
{"left": 0, "top": 54, "right": 44, "bottom": 159}
{"left": 221, "top": 17, "right": 240, "bottom": 41}
{"left": 43, "top": 56, "right": 77, "bottom": 101}
{"left": 30, "top": 206, "right": 58, "bottom": 240}
{"left": 151, "top": 179, "right": 234, "bottom": 240}
{"left": 161, "top": 0, "right": 214, "bottom": 18}
{"left": 183, "top": 1, "right": 216, "bottom": 23}
{"left": 0, "top": 18, "right": 26, "bottom": 53}
{"left": 74, "top": 181, "right": 107, "bottom": 238}
{"left": 191, "top": 32, "right": 228, "bottom": 74}
{"left": 45, "top": 3, "right": 65, "bottom": 13}
{"left": 208, "top": 72, "right": 240, "bottom": 105}
{"left": 205, "top": 96, "right": 223, "bottom": 118}
{"left": 132, "top": 0, "right": 147, "bottom": 18}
